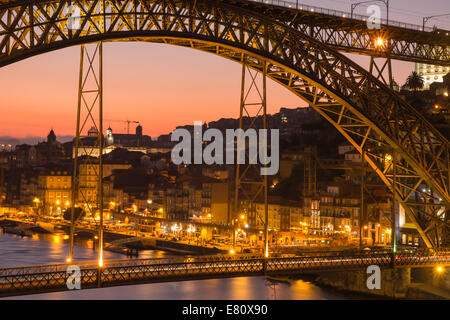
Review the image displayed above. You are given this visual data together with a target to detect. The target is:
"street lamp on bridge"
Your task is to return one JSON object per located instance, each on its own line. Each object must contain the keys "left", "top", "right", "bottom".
{"left": 351, "top": 0, "right": 390, "bottom": 25}
{"left": 423, "top": 13, "right": 450, "bottom": 31}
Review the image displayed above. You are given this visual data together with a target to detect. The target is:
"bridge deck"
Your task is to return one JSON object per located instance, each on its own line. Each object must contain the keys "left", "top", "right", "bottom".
{"left": 229, "top": 0, "right": 450, "bottom": 64}
{"left": 236, "top": 0, "right": 438, "bottom": 32}
{"left": 0, "top": 0, "right": 448, "bottom": 65}
{"left": 0, "top": 0, "right": 444, "bottom": 33}
{"left": 1, "top": 251, "right": 449, "bottom": 297}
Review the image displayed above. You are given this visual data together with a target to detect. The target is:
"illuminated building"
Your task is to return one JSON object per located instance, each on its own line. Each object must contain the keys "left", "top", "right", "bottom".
{"left": 37, "top": 169, "right": 71, "bottom": 215}
{"left": 415, "top": 63, "right": 449, "bottom": 89}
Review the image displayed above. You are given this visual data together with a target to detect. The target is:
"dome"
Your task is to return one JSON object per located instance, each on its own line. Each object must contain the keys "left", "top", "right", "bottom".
{"left": 88, "top": 126, "right": 98, "bottom": 136}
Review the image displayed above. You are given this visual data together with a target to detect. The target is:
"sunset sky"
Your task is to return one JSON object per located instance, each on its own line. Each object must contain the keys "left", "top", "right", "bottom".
{"left": 0, "top": 0, "right": 449, "bottom": 141}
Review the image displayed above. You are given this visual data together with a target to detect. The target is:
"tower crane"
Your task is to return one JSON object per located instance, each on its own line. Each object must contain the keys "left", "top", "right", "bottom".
{"left": 105, "top": 120, "right": 140, "bottom": 134}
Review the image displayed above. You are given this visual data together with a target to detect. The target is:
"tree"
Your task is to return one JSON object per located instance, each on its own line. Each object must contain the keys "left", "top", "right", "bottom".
{"left": 392, "top": 79, "right": 399, "bottom": 91}
{"left": 270, "top": 164, "right": 304, "bottom": 201}
{"left": 404, "top": 71, "right": 424, "bottom": 91}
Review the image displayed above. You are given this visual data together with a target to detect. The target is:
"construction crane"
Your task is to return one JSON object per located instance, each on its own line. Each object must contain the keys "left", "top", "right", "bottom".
{"left": 105, "top": 120, "right": 140, "bottom": 134}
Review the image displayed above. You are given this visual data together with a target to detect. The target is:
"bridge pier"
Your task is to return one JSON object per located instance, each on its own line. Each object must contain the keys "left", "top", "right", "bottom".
{"left": 411, "top": 267, "right": 450, "bottom": 291}
{"left": 315, "top": 268, "right": 411, "bottom": 298}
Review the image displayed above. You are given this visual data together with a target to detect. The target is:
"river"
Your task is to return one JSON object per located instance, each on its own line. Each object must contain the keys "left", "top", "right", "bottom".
{"left": 0, "top": 232, "right": 367, "bottom": 300}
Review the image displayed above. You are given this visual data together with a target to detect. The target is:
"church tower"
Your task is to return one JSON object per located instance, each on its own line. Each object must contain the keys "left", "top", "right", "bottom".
{"left": 106, "top": 127, "right": 114, "bottom": 146}
{"left": 136, "top": 125, "right": 143, "bottom": 137}
{"left": 47, "top": 129, "right": 56, "bottom": 144}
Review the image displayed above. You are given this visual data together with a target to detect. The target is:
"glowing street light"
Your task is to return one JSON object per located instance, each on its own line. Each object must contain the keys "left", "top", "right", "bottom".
{"left": 385, "top": 154, "right": 392, "bottom": 163}
{"left": 375, "top": 37, "right": 384, "bottom": 48}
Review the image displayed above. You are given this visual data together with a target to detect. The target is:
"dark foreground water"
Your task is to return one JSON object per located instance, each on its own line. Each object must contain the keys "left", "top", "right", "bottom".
{"left": 0, "top": 232, "right": 365, "bottom": 300}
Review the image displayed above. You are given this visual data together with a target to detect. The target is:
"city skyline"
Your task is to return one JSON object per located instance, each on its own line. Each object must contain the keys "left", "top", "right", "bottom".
{"left": 0, "top": 0, "right": 449, "bottom": 139}
{"left": 0, "top": 0, "right": 448, "bottom": 301}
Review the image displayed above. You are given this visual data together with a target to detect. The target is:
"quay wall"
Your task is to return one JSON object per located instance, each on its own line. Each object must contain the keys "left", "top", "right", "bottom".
{"left": 315, "top": 268, "right": 411, "bottom": 298}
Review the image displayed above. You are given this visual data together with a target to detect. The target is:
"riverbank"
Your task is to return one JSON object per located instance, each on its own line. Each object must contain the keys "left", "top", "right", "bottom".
{"left": 291, "top": 272, "right": 449, "bottom": 300}
{"left": 0, "top": 218, "right": 223, "bottom": 257}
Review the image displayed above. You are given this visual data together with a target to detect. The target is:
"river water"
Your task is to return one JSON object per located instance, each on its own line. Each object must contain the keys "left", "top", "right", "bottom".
{"left": 0, "top": 232, "right": 366, "bottom": 300}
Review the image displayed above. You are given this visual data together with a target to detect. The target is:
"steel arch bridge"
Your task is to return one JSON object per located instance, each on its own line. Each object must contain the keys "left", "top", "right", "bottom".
{"left": 0, "top": 0, "right": 449, "bottom": 249}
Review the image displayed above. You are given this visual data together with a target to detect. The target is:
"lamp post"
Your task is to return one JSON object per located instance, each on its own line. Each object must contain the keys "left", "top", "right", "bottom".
{"left": 55, "top": 199, "right": 61, "bottom": 217}
{"left": 351, "top": 0, "right": 389, "bottom": 25}
{"left": 33, "top": 198, "right": 40, "bottom": 223}
{"left": 423, "top": 13, "right": 450, "bottom": 31}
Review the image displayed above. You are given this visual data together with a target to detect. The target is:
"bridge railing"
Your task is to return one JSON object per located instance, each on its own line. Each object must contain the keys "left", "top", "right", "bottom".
{"left": 248, "top": 0, "right": 437, "bottom": 32}
{"left": 0, "top": 253, "right": 265, "bottom": 276}
{"left": 0, "top": 250, "right": 448, "bottom": 277}
{"left": 394, "top": 251, "right": 450, "bottom": 266}
{"left": 1, "top": 251, "right": 449, "bottom": 296}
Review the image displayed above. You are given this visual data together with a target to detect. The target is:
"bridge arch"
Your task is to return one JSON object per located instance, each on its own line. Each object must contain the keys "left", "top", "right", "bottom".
{"left": 1, "top": 0, "right": 449, "bottom": 249}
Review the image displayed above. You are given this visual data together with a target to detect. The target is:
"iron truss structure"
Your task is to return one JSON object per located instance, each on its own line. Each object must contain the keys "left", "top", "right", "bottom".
{"left": 0, "top": 251, "right": 449, "bottom": 297}
{"left": 1, "top": 0, "right": 449, "bottom": 66}
{"left": 0, "top": 0, "right": 449, "bottom": 249}
{"left": 234, "top": 60, "right": 269, "bottom": 255}
{"left": 69, "top": 42, "right": 105, "bottom": 266}
{"left": 227, "top": 0, "right": 450, "bottom": 66}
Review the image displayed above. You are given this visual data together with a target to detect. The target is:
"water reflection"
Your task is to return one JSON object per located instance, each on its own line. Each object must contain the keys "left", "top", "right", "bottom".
{"left": 5, "top": 277, "right": 356, "bottom": 300}
{"left": 0, "top": 232, "right": 169, "bottom": 268}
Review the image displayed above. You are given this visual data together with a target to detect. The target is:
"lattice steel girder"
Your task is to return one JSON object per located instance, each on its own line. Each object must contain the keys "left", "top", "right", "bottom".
{"left": 0, "top": 0, "right": 448, "bottom": 249}
{"left": 227, "top": 0, "right": 450, "bottom": 66}
{"left": 70, "top": 41, "right": 104, "bottom": 263}
{"left": 234, "top": 57, "right": 269, "bottom": 255}
{"left": 1, "top": 1, "right": 449, "bottom": 66}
